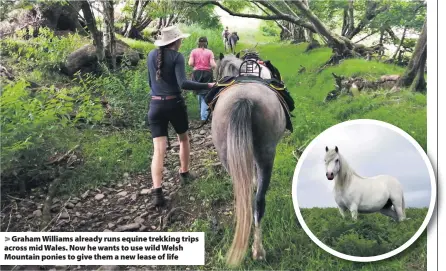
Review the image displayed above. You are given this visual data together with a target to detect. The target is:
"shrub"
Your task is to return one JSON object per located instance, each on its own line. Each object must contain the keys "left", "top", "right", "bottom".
{"left": 261, "top": 21, "right": 280, "bottom": 37}
{"left": 0, "top": 80, "right": 104, "bottom": 187}
{"left": 1, "top": 27, "right": 85, "bottom": 71}
{"left": 73, "top": 64, "right": 150, "bottom": 128}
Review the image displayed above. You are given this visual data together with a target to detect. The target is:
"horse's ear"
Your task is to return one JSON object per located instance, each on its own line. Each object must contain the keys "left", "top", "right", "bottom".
{"left": 335, "top": 146, "right": 339, "bottom": 153}
{"left": 325, "top": 146, "right": 328, "bottom": 152}
{"left": 219, "top": 53, "right": 224, "bottom": 60}
{"left": 236, "top": 52, "right": 240, "bottom": 58}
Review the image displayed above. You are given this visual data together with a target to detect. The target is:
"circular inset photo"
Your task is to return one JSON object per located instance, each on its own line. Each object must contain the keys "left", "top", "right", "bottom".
{"left": 292, "top": 119, "right": 436, "bottom": 262}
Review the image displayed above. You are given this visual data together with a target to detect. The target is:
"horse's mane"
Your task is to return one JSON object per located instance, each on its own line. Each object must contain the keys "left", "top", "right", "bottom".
{"left": 326, "top": 150, "right": 362, "bottom": 190}
{"left": 218, "top": 55, "right": 243, "bottom": 78}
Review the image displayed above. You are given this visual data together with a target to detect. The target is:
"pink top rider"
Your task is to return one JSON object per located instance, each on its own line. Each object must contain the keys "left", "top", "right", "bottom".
{"left": 189, "top": 48, "right": 215, "bottom": 71}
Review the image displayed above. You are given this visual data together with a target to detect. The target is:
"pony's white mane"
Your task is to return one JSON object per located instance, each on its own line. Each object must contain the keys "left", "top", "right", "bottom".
{"left": 325, "top": 150, "right": 362, "bottom": 190}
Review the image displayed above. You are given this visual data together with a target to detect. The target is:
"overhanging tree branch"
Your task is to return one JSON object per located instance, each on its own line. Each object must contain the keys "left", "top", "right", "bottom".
{"left": 187, "top": 0, "right": 317, "bottom": 33}
{"left": 251, "top": 1, "right": 291, "bottom": 34}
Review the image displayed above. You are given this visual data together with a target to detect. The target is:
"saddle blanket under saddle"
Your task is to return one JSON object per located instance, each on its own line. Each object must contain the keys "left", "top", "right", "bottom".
{"left": 205, "top": 75, "right": 295, "bottom": 132}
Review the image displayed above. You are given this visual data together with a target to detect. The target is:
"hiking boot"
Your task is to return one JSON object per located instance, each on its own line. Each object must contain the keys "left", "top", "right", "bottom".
{"left": 152, "top": 187, "right": 166, "bottom": 207}
{"left": 179, "top": 171, "right": 197, "bottom": 184}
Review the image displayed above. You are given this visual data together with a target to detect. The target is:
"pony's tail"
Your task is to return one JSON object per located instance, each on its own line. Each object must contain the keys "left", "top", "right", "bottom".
{"left": 226, "top": 99, "right": 254, "bottom": 267}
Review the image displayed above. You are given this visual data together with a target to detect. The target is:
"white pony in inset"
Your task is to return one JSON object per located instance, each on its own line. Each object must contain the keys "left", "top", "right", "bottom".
{"left": 324, "top": 146, "right": 406, "bottom": 222}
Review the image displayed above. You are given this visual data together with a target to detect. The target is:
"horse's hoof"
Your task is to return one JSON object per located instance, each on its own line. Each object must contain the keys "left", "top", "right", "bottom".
{"left": 252, "top": 245, "right": 266, "bottom": 261}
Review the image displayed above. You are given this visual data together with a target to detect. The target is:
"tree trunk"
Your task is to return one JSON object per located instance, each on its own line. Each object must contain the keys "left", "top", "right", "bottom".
{"left": 102, "top": 0, "right": 116, "bottom": 70}
{"left": 379, "top": 28, "right": 385, "bottom": 44}
{"left": 136, "top": 0, "right": 150, "bottom": 23}
{"left": 291, "top": 1, "right": 352, "bottom": 56}
{"left": 302, "top": 0, "right": 319, "bottom": 50}
{"left": 124, "top": 0, "right": 140, "bottom": 37}
{"left": 410, "top": 47, "right": 427, "bottom": 92}
{"left": 342, "top": 0, "right": 354, "bottom": 37}
{"left": 347, "top": 0, "right": 354, "bottom": 36}
{"left": 80, "top": 0, "right": 104, "bottom": 62}
{"left": 37, "top": 1, "right": 85, "bottom": 33}
{"left": 342, "top": 6, "right": 348, "bottom": 36}
{"left": 166, "top": 14, "right": 175, "bottom": 27}
{"left": 396, "top": 19, "right": 427, "bottom": 90}
{"left": 386, "top": 27, "right": 399, "bottom": 42}
{"left": 392, "top": 26, "right": 407, "bottom": 62}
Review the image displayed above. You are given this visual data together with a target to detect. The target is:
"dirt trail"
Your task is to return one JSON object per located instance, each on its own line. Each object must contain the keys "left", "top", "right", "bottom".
{"left": 1, "top": 121, "right": 227, "bottom": 271}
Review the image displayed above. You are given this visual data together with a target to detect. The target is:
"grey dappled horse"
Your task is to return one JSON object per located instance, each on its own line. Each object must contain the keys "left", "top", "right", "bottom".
{"left": 225, "top": 32, "right": 239, "bottom": 54}
{"left": 212, "top": 53, "right": 286, "bottom": 266}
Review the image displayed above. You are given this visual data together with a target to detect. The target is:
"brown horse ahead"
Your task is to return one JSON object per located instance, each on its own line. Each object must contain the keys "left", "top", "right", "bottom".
{"left": 212, "top": 54, "right": 286, "bottom": 266}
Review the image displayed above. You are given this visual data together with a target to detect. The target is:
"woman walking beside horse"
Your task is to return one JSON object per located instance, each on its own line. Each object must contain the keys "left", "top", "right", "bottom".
{"left": 147, "top": 25, "right": 214, "bottom": 207}
{"left": 188, "top": 36, "right": 217, "bottom": 122}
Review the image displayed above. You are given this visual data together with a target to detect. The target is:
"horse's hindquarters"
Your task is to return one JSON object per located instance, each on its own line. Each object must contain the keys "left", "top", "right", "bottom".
{"left": 212, "top": 84, "right": 286, "bottom": 152}
{"left": 211, "top": 84, "right": 285, "bottom": 265}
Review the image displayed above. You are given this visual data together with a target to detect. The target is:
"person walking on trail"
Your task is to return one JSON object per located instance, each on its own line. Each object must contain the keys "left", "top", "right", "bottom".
{"left": 222, "top": 26, "right": 230, "bottom": 48}
{"left": 188, "top": 36, "right": 217, "bottom": 123}
{"left": 147, "top": 25, "right": 215, "bottom": 207}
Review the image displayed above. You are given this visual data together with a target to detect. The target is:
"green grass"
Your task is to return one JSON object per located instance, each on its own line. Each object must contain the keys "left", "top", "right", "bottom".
{"left": 301, "top": 208, "right": 428, "bottom": 257}
{"left": 59, "top": 129, "right": 152, "bottom": 194}
{"left": 117, "top": 34, "right": 156, "bottom": 56}
{"left": 168, "top": 30, "right": 427, "bottom": 270}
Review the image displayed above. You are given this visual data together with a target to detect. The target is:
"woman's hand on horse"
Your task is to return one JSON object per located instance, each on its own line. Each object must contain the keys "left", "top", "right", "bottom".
{"left": 208, "top": 82, "right": 216, "bottom": 88}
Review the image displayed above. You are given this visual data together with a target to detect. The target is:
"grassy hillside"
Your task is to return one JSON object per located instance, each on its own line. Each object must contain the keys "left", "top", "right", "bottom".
{"left": 301, "top": 208, "right": 428, "bottom": 257}
{"left": 0, "top": 25, "right": 427, "bottom": 270}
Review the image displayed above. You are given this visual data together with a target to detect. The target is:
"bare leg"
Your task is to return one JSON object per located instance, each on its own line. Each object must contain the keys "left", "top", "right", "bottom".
{"left": 178, "top": 132, "right": 190, "bottom": 173}
{"left": 151, "top": 137, "right": 167, "bottom": 188}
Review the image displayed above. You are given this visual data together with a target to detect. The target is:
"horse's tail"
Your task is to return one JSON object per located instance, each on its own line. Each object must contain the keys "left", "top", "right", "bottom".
{"left": 226, "top": 98, "right": 254, "bottom": 267}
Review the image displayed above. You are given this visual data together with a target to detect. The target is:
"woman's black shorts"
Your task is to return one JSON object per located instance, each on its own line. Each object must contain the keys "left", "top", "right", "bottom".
{"left": 148, "top": 97, "right": 188, "bottom": 138}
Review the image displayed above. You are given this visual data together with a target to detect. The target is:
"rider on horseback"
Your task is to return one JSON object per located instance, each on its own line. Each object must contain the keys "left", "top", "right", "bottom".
{"left": 222, "top": 26, "right": 230, "bottom": 45}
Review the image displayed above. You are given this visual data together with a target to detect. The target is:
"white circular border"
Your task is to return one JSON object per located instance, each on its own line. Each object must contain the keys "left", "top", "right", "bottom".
{"left": 291, "top": 119, "right": 437, "bottom": 262}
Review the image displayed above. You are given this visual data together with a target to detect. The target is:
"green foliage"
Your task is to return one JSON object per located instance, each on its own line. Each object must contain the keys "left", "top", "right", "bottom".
{"left": 73, "top": 64, "right": 150, "bottom": 128}
{"left": 183, "top": 5, "right": 222, "bottom": 29}
{"left": 374, "top": 0, "right": 426, "bottom": 32}
{"left": 62, "top": 130, "right": 152, "bottom": 193}
{"left": 301, "top": 208, "right": 428, "bottom": 257}
{"left": 220, "top": 0, "right": 253, "bottom": 13}
{"left": 310, "top": 0, "right": 348, "bottom": 30}
{"left": 118, "top": 34, "right": 156, "bottom": 56}
{"left": 178, "top": 24, "right": 225, "bottom": 75}
{"left": 0, "top": 80, "right": 103, "bottom": 174}
{"left": 260, "top": 21, "right": 280, "bottom": 37}
{"left": 1, "top": 27, "right": 85, "bottom": 71}
{"left": 255, "top": 44, "right": 426, "bottom": 151}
